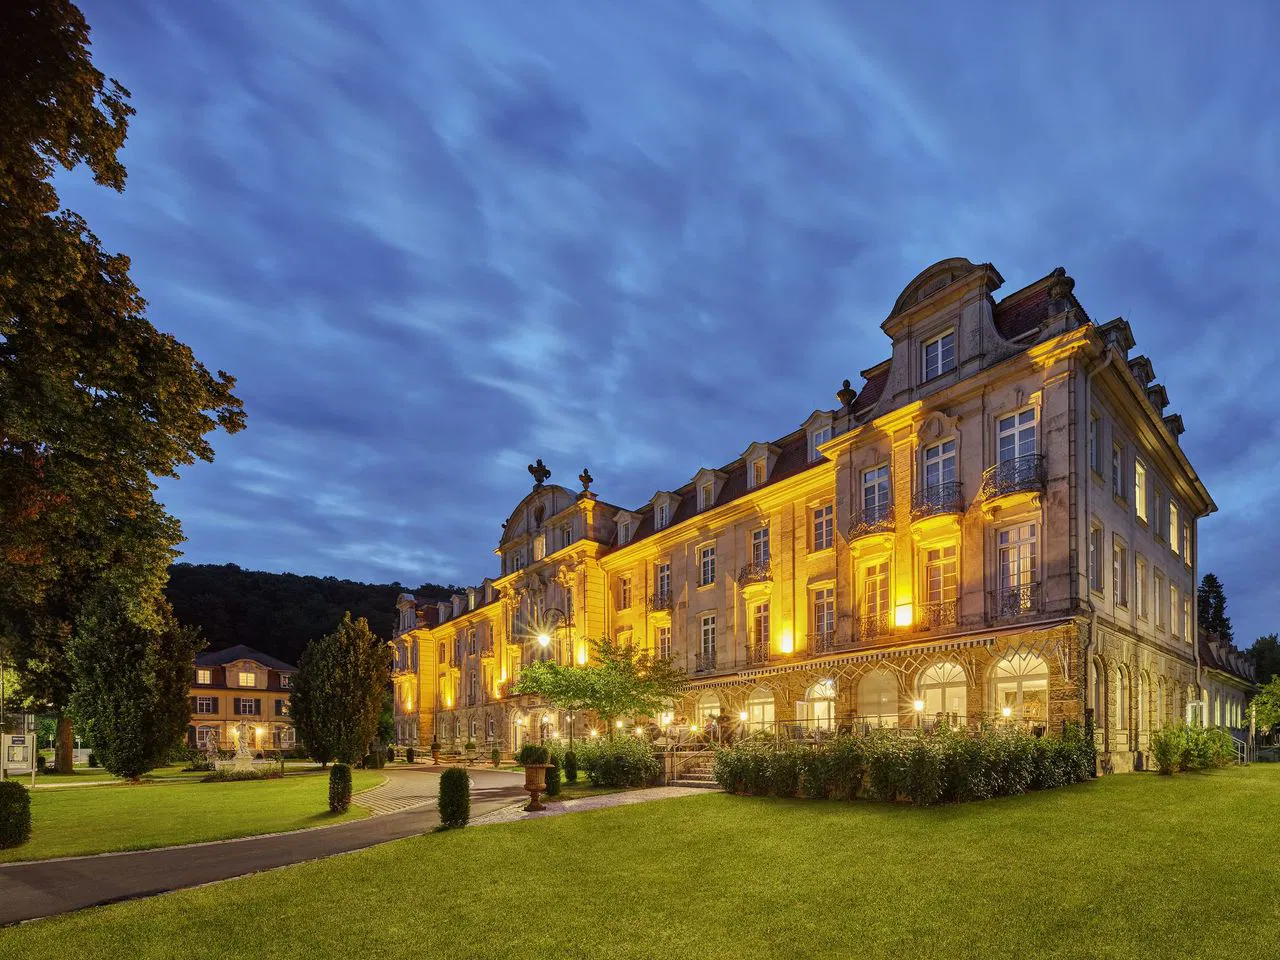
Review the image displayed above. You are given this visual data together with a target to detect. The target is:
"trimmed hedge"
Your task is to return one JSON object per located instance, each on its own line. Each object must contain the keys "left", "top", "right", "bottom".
{"left": 563, "top": 750, "right": 578, "bottom": 783}
{"left": 545, "top": 758, "right": 562, "bottom": 797}
{"left": 0, "top": 780, "right": 32, "bottom": 849}
{"left": 406, "top": 747, "right": 415, "bottom": 764}
{"left": 714, "top": 725, "right": 1095, "bottom": 806}
{"left": 1150, "top": 724, "right": 1236, "bottom": 774}
{"left": 439, "top": 768, "right": 470, "bottom": 828}
{"left": 575, "top": 737, "right": 660, "bottom": 787}
{"left": 329, "top": 763, "right": 353, "bottom": 813}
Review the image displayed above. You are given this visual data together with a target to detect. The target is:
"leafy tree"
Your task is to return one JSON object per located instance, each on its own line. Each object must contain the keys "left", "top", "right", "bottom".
{"left": 1, "top": 1, "right": 244, "bottom": 770}
{"left": 513, "top": 637, "right": 686, "bottom": 739}
{"left": 1197, "top": 573, "right": 1233, "bottom": 644}
{"left": 290, "top": 613, "right": 391, "bottom": 765}
{"left": 1251, "top": 677, "right": 1280, "bottom": 734}
{"left": 69, "top": 593, "right": 203, "bottom": 779}
{"left": 1248, "top": 634, "right": 1279, "bottom": 685}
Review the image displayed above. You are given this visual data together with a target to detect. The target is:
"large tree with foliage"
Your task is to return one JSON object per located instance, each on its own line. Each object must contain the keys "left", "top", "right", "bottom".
{"left": 513, "top": 637, "right": 686, "bottom": 739}
{"left": 1248, "top": 634, "right": 1279, "bottom": 685}
{"left": 1197, "top": 573, "right": 1233, "bottom": 644}
{"left": 69, "top": 592, "right": 203, "bottom": 779}
{"left": 0, "top": 1, "right": 244, "bottom": 769}
{"left": 1251, "top": 677, "right": 1280, "bottom": 735}
{"left": 290, "top": 614, "right": 391, "bottom": 765}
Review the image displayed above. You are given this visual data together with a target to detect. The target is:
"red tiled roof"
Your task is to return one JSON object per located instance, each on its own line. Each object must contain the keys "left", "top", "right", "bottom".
{"left": 852, "top": 365, "right": 889, "bottom": 417}
{"left": 993, "top": 287, "right": 1052, "bottom": 341}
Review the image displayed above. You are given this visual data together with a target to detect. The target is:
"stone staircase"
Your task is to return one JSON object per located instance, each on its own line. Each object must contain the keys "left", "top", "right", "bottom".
{"left": 669, "top": 754, "right": 720, "bottom": 789}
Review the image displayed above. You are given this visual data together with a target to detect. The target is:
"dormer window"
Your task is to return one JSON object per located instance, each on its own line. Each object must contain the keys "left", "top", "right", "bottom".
{"left": 195, "top": 668, "right": 212, "bottom": 685}
{"left": 922, "top": 329, "right": 957, "bottom": 381}
{"left": 619, "top": 520, "right": 632, "bottom": 545}
{"left": 656, "top": 502, "right": 669, "bottom": 530}
{"left": 238, "top": 671, "right": 256, "bottom": 688}
{"left": 699, "top": 481, "right": 715, "bottom": 510}
{"left": 809, "top": 425, "right": 832, "bottom": 462}
{"left": 750, "top": 459, "right": 766, "bottom": 490}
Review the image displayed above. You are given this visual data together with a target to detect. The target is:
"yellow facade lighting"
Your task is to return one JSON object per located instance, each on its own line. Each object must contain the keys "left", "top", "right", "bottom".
{"left": 894, "top": 603, "right": 913, "bottom": 629}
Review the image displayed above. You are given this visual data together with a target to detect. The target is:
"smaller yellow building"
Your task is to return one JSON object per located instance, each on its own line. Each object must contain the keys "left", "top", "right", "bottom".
{"left": 186, "top": 644, "right": 297, "bottom": 751}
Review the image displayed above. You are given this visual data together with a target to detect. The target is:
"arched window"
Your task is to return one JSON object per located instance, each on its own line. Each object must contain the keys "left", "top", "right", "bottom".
{"left": 695, "top": 691, "right": 721, "bottom": 724}
{"left": 487, "top": 717, "right": 495, "bottom": 739}
{"left": 796, "top": 679, "right": 836, "bottom": 731}
{"left": 918, "top": 662, "right": 967, "bottom": 723}
{"left": 1115, "top": 667, "right": 1128, "bottom": 730}
{"left": 745, "top": 687, "right": 775, "bottom": 730}
{"left": 857, "top": 669, "right": 899, "bottom": 727}
{"left": 993, "top": 654, "right": 1049, "bottom": 722}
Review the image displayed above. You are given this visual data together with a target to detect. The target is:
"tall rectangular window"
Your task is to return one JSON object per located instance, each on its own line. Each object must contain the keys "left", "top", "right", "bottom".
{"left": 861, "top": 561, "right": 890, "bottom": 618}
{"left": 812, "top": 503, "right": 833, "bottom": 551}
{"left": 656, "top": 625, "right": 671, "bottom": 660}
{"left": 1112, "top": 445, "right": 1124, "bottom": 499}
{"left": 656, "top": 562, "right": 670, "bottom": 599}
{"left": 656, "top": 502, "right": 669, "bottom": 529}
{"left": 1154, "top": 491, "right": 1165, "bottom": 540}
{"left": 922, "top": 329, "right": 957, "bottom": 381}
{"left": 923, "top": 439, "right": 957, "bottom": 490}
{"left": 925, "top": 545, "right": 959, "bottom": 604}
{"left": 862, "top": 464, "right": 890, "bottom": 518}
{"left": 750, "top": 602, "right": 770, "bottom": 650}
{"left": 699, "top": 482, "right": 714, "bottom": 511}
{"left": 997, "top": 408, "right": 1038, "bottom": 463}
{"left": 998, "top": 522, "right": 1039, "bottom": 610}
{"left": 699, "top": 545, "right": 716, "bottom": 586}
{"left": 1154, "top": 570, "right": 1166, "bottom": 629}
{"left": 1136, "top": 556, "right": 1148, "bottom": 619}
{"left": 1183, "top": 596, "right": 1193, "bottom": 643}
{"left": 1113, "top": 538, "right": 1128, "bottom": 607}
{"left": 1134, "top": 459, "right": 1148, "bottom": 521}
{"left": 750, "top": 459, "right": 766, "bottom": 489}
{"left": 618, "top": 520, "right": 632, "bottom": 545}
{"left": 1183, "top": 522, "right": 1192, "bottom": 566}
{"left": 195, "top": 697, "right": 215, "bottom": 715}
{"left": 812, "top": 587, "right": 835, "bottom": 636}
{"left": 1169, "top": 501, "right": 1180, "bottom": 557}
{"left": 700, "top": 614, "right": 717, "bottom": 657}
{"left": 751, "top": 527, "right": 770, "bottom": 565}
{"left": 1171, "top": 585, "right": 1181, "bottom": 638}
{"left": 1088, "top": 524, "right": 1104, "bottom": 593}
{"left": 619, "top": 577, "right": 632, "bottom": 610}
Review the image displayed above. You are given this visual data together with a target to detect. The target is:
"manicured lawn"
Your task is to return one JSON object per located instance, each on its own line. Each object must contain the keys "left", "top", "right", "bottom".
{"left": 553, "top": 780, "right": 634, "bottom": 801}
{"left": 30, "top": 764, "right": 201, "bottom": 785}
{"left": 3, "top": 766, "right": 1277, "bottom": 958}
{"left": 0, "top": 770, "right": 382, "bottom": 863}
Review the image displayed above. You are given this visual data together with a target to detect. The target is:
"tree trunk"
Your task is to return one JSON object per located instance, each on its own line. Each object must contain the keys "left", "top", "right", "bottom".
{"left": 56, "top": 711, "right": 74, "bottom": 773}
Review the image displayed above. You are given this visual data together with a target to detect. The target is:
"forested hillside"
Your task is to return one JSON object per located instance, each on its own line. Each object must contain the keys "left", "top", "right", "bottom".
{"left": 165, "top": 563, "right": 459, "bottom": 667}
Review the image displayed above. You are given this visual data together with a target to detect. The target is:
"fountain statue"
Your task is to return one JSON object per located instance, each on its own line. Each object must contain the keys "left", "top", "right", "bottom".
{"left": 232, "top": 720, "right": 255, "bottom": 772}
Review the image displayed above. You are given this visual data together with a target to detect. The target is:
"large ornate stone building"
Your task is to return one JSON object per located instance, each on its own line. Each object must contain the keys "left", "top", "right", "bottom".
{"left": 391, "top": 258, "right": 1227, "bottom": 773}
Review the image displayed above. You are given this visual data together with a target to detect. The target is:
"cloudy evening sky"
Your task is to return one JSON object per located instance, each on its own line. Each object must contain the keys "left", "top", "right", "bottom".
{"left": 64, "top": 1, "right": 1278, "bottom": 642}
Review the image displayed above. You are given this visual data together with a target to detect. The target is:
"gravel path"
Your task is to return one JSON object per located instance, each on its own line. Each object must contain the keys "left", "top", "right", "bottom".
{"left": 470, "top": 785, "right": 712, "bottom": 826}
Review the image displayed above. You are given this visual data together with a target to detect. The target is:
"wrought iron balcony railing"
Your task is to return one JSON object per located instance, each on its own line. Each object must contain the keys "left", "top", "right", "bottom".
{"left": 990, "top": 582, "right": 1041, "bottom": 619}
{"left": 736, "top": 559, "right": 772, "bottom": 586}
{"left": 850, "top": 500, "right": 894, "bottom": 539}
{"left": 919, "top": 599, "right": 958, "bottom": 629}
{"left": 980, "top": 455, "right": 1046, "bottom": 500}
{"left": 857, "top": 610, "right": 892, "bottom": 641}
{"left": 694, "top": 652, "right": 719, "bottom": 674}
{"left": 647, "top": 591, "right": 673, "bottom": 613}
{"left": 808, "top": 630, "right": 840, "bottom": 654}
{"left": 479, "top": 643, "right": 495, "bottom": 659}
{"left": 746, "top": 642, "right": 771, "bottom": 665}
{"left": 911, "top": 481, "right": 964, "bottom": 521}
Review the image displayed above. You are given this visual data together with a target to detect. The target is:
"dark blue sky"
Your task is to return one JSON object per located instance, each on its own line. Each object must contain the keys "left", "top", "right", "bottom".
{"left": 66, "top": 2, "right": 1278, "bottom": 643}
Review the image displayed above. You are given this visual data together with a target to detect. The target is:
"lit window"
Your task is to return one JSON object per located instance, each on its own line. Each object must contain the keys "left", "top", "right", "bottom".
{"left": 699, "top": 545, "right": 716, "bottom": 586}
{"left": 1183, "top": 596, "right": 1192, "bottom": 642}
{"left": 925, "top": 545, "right": 958, "bottom": 606}
{"left": 812, "top": 503, "right": 833, "bottom": 551}
{"left": 195, "top": 668, "right": 212, "bottom": 685}
{"left": 1170, "top": 585, "right": 1181, "bottom": 638}
{"left": 922, "top": 329, "right": 957, "bottom": 381}
{"left": 750, "top": 602, "right": 770, "bottom": 650}
{"left": 238, "top": 671, "right": 256, "bottom": 688}
{"left": 861, "top": 561, "right": 890, "bottom": 619}
{"left": 809, "top": 425, "right": 832, "bottom": 462}
{"left": 1134, "top": 459, "right": 1148, "bottom": 521}
{"left": 750, "top": 458, "right": 766, "bottom": 489}
{"left": 997, "top": 522, "right": 1039, "bottom": 611}
{"left": 656, "top": 625, "right": 671, "bottom": 660}
{"left": 861, "top": 464, "right": 890, "bottom": 522}
{"left": 812, "top": 588, "right": 835, "bottom": 636}
{"left": 1182, "top": 522, "right": 1191, "bottom": 566}
{"left": 618, "top": 520, "right": 632, "bottom": 545}
{"left": 655, "top": 562, "right": 670, "bottom": 600}
{"left": 280, "top": 674, "right": 292, "bottom": 689}
{"left": 1113, "top": 539, "right": 1128, "bottom": 607}
{"left": 1169, "top": 501, "right": 1180, "bottom": 557}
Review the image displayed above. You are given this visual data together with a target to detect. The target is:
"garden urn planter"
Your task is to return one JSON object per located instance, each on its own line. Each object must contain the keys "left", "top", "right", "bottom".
{"left": 524, "top": 762, "right": 550, "bottom": 811}
{"left": 431, "top": 746, "right": 441, "bottom": 766}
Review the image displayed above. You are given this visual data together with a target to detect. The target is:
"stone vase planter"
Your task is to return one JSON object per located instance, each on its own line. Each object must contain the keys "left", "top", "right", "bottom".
{"left": 524, "top": 762, "right": 550, "bottom": 811}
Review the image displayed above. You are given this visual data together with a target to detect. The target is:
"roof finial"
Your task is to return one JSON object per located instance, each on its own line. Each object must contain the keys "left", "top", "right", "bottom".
{"left": 578, "top": 467, "right": 593, "bottom": 492}
{"left": 528, "top": 458, "right": 551, "bottom": 487}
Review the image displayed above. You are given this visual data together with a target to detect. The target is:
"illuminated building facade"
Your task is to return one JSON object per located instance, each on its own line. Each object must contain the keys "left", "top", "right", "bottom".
{"left": 392, "top": 259, "right": 1222, "bottom": 773}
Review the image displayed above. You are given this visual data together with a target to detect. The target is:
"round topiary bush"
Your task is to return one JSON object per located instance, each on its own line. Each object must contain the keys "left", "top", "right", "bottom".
{"left": 35, "top": 755, "right": 47, "bottom": 774}
{"left": 0, "top": 780, "right": 32, "bottom": 850}
{"left": 406, "top": 747, "right": 415, "bottom": 764}
{"left": 386, "top": 746, "right": 395, "bottom": 763}
{"left": 438, "top": 767, "right": 470, "bottom": 828}
{"left": 491, "top": 746, "right": 501, "bottom": 767}
{"left": 329, "top": 763, "right": 353, "bottom": 813}
{"left": 563, "top": 750, "right": 578, "bottom": 783}
{"left": 88, "top": 752, "right": 99, "bottom": 768}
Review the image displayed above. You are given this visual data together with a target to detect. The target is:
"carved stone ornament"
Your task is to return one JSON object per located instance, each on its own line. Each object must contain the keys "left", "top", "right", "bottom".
{"left": 1047, "top": 266, "right": 1075, "bottom": 301}
{"left": 528, "top": 458, "right": 551, "bottom": 487}
{"left": 836, "top": 378, "right": 857, "bottom": 409}
{"left": 579, "top": 467, "right": 593, "bottom": 492}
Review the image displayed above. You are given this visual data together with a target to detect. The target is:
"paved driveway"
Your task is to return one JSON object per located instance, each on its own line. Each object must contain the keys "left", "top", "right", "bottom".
{"left": 0, "top": 765, "right": 525, "bottom": 926}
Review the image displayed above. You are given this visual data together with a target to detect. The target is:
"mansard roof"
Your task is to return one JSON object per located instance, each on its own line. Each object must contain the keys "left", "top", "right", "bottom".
{"left": 195, "top": 644, "right": 295, "bottom": 672}
{"left": 1199, "top": 630, "right": 1258, "bottom": 686}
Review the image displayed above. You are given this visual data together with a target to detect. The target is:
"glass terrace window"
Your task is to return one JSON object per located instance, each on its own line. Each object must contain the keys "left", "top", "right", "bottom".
{"left": 922, "top": 329, "right": 956, "bottom": 381}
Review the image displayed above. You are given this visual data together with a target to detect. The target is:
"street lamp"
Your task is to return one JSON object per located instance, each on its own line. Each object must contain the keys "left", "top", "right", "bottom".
{"left": 913, "top": 699, "right": 925, "bottom": 730}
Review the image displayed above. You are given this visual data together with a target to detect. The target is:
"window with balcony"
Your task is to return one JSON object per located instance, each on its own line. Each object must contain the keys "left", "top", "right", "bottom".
{"left": 655, "top": 562, "right": 671, "bottom": 604}
{"left": 1136, "top": 556, "right": 1149, "bottom": 619}
{"left": 860, "top": 561, "right": 890, "bottom": 638}
{"left": 699, "top": 544, "right": 716, "bottom": 586}
{"left": 699, "top": 614, "right": 717, "bottom": 670}
{"left": 750, "top": 602, "right": 770, "bottom": 656}
{"left": 1134, "top": 459, "right": 1148, "bottom": 521}
{"left": 922, "top": 329, "right": 957, "bottom": 381}
{"left": 996, "top": 522, "right": 1039, "bottom": 614}
{"left": 1088, "top": 524, "right": 1104, "bottom": 594}
{"left": 656, "top": 625, "right": 671, "bottom": 660}
{"left": 1112, "top": 444, "right": 1124, "bottom": 499}
{"left": 917, "top": 439, "right": 961, "bottom": 517}
{"left": 924, "top": 545, "right": 958, "bottom": 627}
{"left": 812, "top": 503, "right": 833, "bottom": 551}
{"left": 750, "top": 458, "right": 766, "bottom": 489}
{"left": 808, "top": 424, "right": 832, "bottom": 462}
{"left": 1169, "top": 501, "right": 1180, "bottom": 557}
{"left": 619, "top": 576, "right": 632, "bottom": 610}
{"left": 195, "top": 668, "right": 212, "bottom": 685}
{"left": 812, "top": 587, "right": 835, "bottom": 638}
{"left": 987, "top": 408, "right": 1042, "bottom": 498}
{"left": 862, "top": 464, "right": 890, "bottom": 513}
{"left": 1113, "top": 538, "right": 1128, "bottom": 607}
{"left": 998, "top": 407, "right": 1038, "bottom": 462}
{"left": 751, "top": 527, "right": 770, "bottom": 566}
{"left": 923, "top": 439, "right": 957, "bottom": 490}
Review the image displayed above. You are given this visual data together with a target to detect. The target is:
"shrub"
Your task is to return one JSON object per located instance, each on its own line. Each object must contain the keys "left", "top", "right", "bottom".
{"left": 904, "top": 739, "right": 945, "bottom": 805}
{"left": 406, "top": 747, "right": 415, "bottom": 764}
{"left": 866, "top": 734, "right": 910, "bottom": 802}
{"left": 545, "top": 758, "right": 562, "bottom": 797}
{"left": 517, "top": 743, "right": 549, "bottom": 766}
{"left": 825, "top": 736, "right": 867, "bottom": 800}
{"left": 491, "top": 747, "right": 501, "bottom": 766}
{"left": 798, "top": 749, "right": 830, "bottom": 799}
{"left": 386, "top": 746, "right": 395, "bottom": 763}
{"left": 430, "top": 740, "right": 441, "bottom": 753}
{"left": 563, "top": 750, "right": 578, "bottom": 782}
{"left": 36, "top": 754, "right": 47, "bottom": 774}
{"left": 576, "top": 737, "right": 659, "bottom": 787}
{"left": 438, "top": 768, "right": 470, "bottom": 828}
{"left": 202, "top": 768, "right": 274, "bottom": 783}
{"left": 329, "top": 763, "right": 353, "bottom": 813}
{"left": 1150, "top": 725, "right": 1185, "bottom": 774}
{"left": 0, "top": 781, "right": 32, "bottom": 849}
{"left": 88, "top": 752, "right": 99, "bottom": 768}
{"left": 464, "top": 741, "right": 477, "bottom": 753}
{"left": 769, "top": 747, "right": 804, "bottom": 798}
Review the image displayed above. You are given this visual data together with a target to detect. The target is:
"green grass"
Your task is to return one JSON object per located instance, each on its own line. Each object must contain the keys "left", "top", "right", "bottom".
{"left": 0, "top": 770, "right": 382, "bottom": 863}
{"left": 552, "top": 780, "right": 634, "bottom": 801}
{"left": 2, "top": 767, "right": 1277, "bottom": 959}
{"left": 30, "top": 764, "right": 201, "bottom": 785}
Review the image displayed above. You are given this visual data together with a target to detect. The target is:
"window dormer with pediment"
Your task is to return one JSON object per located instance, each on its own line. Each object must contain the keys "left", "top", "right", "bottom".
{"left": 614, "top": 509, "right": 641, "bottom": 546}
{"left": 651, "top": 492, "right": 679, "bottom": 531}
{"left": 693, "top": 468, "right": 727, "bottom": 511}
{"left": 802, "top": 410, "right": 834, "bottom": 463}
{"left": 742, "top": 442, "right": 781, "bottom": 490}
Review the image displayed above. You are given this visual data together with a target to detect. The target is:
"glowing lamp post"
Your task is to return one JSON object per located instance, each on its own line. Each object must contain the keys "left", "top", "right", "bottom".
{"left": 913, "top": 699, "right": 925, "bottom": 730}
